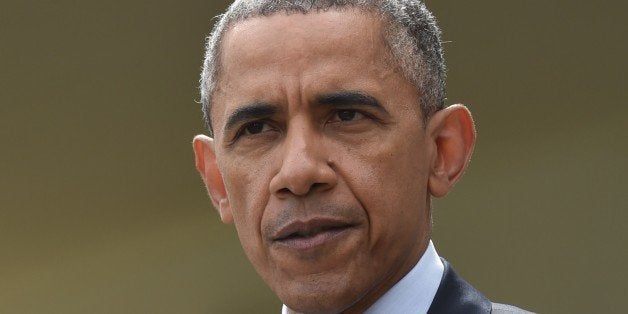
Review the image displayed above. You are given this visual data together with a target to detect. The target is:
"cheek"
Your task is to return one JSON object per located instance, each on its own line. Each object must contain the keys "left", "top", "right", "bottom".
{"left": 367, "top": 154, "right": 428, "bottom": 218}
{"left": 221, "top": 157, "right": 272, "bottom": 238}
{"left": 342, "top": 134, "right": 431, "bottom": 240}
{"left": 353, "top": 132, "right": 429, "bottom": 198}
{"left": 221, "top": 163, "right": 276, "bottom": 273}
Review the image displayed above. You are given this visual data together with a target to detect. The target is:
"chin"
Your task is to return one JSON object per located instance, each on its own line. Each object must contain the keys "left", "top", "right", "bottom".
{"left": 282, "top": 295, "right": 352, "bottom": 314}
{"left": 275, "top": 274, "right": 365, "bottom": 314}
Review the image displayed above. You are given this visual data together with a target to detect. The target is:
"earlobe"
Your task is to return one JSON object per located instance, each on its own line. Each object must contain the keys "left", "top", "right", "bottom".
{"left": 192, "top": 135, "right": 233, "bottom": 224}
{"left": 427, "top": 105, "right": 476, "bottom": 197}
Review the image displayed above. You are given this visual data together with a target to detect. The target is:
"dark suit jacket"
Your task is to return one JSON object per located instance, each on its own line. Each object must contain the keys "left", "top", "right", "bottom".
{"left": 427, "top": 259, "right": 532, "bottom": 314}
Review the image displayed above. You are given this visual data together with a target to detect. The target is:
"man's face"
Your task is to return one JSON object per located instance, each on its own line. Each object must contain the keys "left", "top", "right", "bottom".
{"left": 208, "top": 10, "right": 436, "bottom": 313}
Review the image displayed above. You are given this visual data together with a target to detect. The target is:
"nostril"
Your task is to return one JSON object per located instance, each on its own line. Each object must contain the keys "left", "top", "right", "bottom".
{"left": 276, "top": 182, "right": 328, "bottom": 197}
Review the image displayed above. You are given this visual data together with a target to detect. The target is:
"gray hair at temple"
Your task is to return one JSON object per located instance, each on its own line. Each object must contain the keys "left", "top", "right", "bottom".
{"left": 199, "top": 0, "right": 446, "bottom": 135}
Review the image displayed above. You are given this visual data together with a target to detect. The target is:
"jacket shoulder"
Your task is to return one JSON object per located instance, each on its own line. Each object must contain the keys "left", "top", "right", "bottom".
{"left": 491, "top": 303, "right": 536, "bottom": 314}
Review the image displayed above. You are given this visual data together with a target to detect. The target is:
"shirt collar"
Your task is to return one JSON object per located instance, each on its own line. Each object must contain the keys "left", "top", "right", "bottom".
{"left": 281, "top": 240, "right": 444, "bottom": 314}
{"left": 364, "top": 240, "right": 443, "bottom": 313}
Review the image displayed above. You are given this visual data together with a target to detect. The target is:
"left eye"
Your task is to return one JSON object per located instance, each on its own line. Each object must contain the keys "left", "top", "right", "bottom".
{"left": 333, "top": 109, "right": 364, "bottom": 122}
{"left": 242, "top": 121, "right": 272, "bottom": 135}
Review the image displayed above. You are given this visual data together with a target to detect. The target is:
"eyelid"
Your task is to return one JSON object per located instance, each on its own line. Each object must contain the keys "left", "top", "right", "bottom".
{"left": 328, "top": 109, "right": 363, "bottom": 122}
{"left": 232, "top": 119, "right": 277, "bottom": 140}
{"left": 328, "top": 107, "right": 381, "bottom": 123}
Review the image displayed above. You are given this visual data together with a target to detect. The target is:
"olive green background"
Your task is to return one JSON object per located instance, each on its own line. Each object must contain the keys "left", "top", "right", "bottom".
{"left": 1, "top": 0, "right": 626, "bottom": 313}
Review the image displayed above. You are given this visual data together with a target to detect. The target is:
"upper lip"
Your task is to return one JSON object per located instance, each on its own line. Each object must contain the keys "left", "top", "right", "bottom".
{"left": 272, "top": 218, "right": 355, "bottom": 241}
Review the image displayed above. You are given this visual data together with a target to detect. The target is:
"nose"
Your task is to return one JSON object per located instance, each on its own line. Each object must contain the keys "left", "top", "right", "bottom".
{"left": 269, "top": 123, "right": 337, "bottom": 197}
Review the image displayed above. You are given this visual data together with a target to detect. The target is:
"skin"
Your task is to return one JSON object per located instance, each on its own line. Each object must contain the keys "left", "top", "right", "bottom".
{"left": 193, "top": 9, "right": 476, "bottom": 314}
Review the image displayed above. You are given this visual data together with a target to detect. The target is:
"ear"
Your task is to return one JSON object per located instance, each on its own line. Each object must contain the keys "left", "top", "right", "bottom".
{"left": 192, "top": 135, "right": 233, "bottom": 224}
{"left": 426, "top": 104, "right": 476, "bottom": 197}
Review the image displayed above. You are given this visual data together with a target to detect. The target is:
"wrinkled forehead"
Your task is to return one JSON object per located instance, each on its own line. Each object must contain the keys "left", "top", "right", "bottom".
{"left": 220, "top": 9, "right": 387, "bottom": 72}
{"left": 209, "top": 9, "right": 397, "bottom": 124}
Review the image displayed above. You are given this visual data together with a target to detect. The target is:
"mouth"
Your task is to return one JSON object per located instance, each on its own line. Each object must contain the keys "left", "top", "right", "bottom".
{"left": 272, "top": 218, "right": 356, "bottom": 250}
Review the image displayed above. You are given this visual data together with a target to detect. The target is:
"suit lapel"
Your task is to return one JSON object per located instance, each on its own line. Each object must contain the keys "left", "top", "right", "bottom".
{"left": 427, "top": 258, "right": 491, "bottom": 314}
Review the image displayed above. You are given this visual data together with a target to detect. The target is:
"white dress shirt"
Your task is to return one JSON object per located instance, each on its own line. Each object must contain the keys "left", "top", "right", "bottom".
{"left": 281, "top": 240, "right": 444, "bottom": 314}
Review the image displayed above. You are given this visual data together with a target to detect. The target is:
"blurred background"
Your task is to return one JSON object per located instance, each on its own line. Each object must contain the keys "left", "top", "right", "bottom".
{"left": 1, "top": 0, "right": 626, "bottom": 313}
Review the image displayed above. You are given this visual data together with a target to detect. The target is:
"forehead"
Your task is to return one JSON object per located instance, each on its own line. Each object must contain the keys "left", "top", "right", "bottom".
{"left": 211, "top": 10, "right": 411, "bottom": 133}
{"left": 221, "top": 9, "right": 385, "bottom": 65}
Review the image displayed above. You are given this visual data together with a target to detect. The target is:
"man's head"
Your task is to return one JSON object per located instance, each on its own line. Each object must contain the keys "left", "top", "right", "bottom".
{"left": 193, "top": 1, "right": 476, "bottom": 313}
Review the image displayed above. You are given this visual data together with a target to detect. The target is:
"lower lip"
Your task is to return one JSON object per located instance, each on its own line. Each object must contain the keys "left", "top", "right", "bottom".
{"left": 276, "top": 227, "right": 351, "bottom": 251}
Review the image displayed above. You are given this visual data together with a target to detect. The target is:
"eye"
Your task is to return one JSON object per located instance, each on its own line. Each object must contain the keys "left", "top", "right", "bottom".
{"left": 242, "top": 121, "right": 272, "bottom": 135}
{"left": 330, "top": 109, "right": 365, "bottom": 122}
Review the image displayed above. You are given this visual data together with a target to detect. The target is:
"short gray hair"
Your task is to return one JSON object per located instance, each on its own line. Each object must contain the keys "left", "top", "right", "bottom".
{"left": 200, "top": 0, "right": 445, "bottom": 135}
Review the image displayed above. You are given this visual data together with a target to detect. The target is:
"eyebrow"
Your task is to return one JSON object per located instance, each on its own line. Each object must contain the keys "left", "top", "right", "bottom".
{"left": 223, "top": 102, "right": 278, "bottom": 133}
{"left": 316, "top": 91, "right": 385, "bottom": 111}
